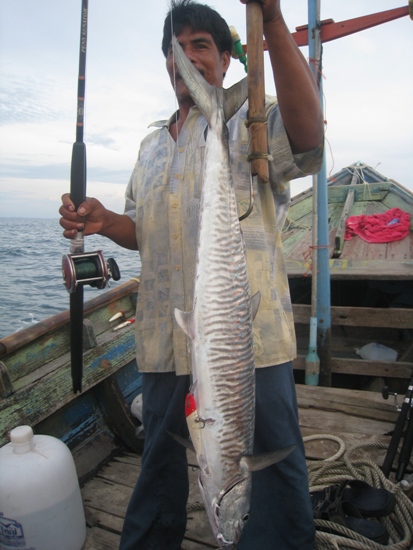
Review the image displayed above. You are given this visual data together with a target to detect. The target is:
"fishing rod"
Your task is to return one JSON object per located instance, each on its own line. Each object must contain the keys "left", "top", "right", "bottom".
{"left": 62, "top": 0, "right": 120, "bottom": 394}
{"left": 381, "top": 376, "right": 413, "bottom": 480}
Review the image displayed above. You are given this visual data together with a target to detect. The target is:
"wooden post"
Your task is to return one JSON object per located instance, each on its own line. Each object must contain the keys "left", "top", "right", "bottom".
{"left": 246, "top": 1, "right": 269, "bottom": 183}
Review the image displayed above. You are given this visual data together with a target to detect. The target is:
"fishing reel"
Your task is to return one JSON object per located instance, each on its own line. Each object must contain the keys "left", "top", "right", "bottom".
{"left": 62, "top": 250, "right": 120, "bottom": 293}
{"left": 382, "top": 386, "right": 402, "bottom": 412}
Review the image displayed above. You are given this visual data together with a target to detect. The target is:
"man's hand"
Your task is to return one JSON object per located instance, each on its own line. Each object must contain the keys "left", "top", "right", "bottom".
{"left": 59, "top": 193, "right": 138, "bottom": 250}
{"left": 59, "top": 194, "right": 108, "bottom": 239}
{"left": 240, "top": 0, "right": 324, "bottom": 153}
{"left": 239, "top": 0, "right": 281, "bottom": 24}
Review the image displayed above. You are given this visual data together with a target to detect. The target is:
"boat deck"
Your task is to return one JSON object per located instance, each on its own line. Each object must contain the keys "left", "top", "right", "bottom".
{"left": 81, "top": 450, "right": 217, "bottom": 549}
{"left": 81, "top": 384, "right": 400, "bottom": 549}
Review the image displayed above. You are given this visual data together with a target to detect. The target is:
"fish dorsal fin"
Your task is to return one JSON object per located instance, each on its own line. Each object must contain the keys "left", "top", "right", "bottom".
{"left": 174, "top": 308, "right": 196, "bottom": 340}
{"left": 251, "top": 290, "right": 261, "bottom": 321}
{"left": 223, "top": 77, "right": 248, "bottom": 122}
{"left": 240, "top": 445, "right": 296, "bottom": 472}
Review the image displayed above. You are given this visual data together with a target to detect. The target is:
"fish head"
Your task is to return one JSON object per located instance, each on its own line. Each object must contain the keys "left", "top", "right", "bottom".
{"left": 202, "top": 476, "right": 252, "bottom": 547}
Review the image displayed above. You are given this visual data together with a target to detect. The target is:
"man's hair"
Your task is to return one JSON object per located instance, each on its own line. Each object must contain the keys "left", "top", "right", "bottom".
{"left": 161, "top": 0, "right": 233, "bottom": 58}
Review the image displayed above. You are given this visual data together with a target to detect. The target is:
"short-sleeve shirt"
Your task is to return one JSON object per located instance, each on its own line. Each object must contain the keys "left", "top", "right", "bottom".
{"left": 125, "top": 96, "right": 323, "bottom": 375}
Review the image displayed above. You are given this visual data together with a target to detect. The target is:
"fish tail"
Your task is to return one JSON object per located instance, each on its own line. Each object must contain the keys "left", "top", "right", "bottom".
{"left": 171, "top": 35, "right": 248, "bottom": 124}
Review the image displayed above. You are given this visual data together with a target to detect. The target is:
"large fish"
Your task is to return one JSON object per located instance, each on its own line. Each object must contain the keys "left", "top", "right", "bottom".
{"left": 172, "top": 36, "right": 294, "bottom": 548}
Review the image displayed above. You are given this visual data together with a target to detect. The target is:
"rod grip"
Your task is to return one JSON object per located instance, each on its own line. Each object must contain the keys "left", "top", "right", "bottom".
{"left": 70, "top": 141, "right": 87, "bottom": 209}
{"left": 382, "top": 397, "right": 410, "bottom": 477}
{"left": 246, "top": 1, "right": 269, "bottom": 184}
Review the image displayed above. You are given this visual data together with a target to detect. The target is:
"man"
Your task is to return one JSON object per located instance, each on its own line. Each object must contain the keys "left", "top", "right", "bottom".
{"left": 60, "top": 1, "right": 324, "bottom": 548}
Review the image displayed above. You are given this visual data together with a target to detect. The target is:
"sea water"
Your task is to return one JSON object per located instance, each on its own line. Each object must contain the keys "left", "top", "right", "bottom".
{"left": 0, "top": 218, "right": 141, "bottom": 339}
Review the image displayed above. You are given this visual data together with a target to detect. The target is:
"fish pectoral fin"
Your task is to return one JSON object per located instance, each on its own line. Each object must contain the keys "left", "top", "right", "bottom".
{"left": 251, "top": 291, "right": 261, "bottom": 321}
{"left": 240, "top": 445, "right": 296, "bottom": 472}
{"left": 174, "top": 308, "right": 195, "bottom": 339}
{"left": 167, "top": 431, "right": 196, "bottom": 454}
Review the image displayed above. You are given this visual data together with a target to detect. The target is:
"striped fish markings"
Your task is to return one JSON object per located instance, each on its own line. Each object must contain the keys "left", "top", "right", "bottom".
{"left": 172, "top": 36, "right": 294, "bottom": 548}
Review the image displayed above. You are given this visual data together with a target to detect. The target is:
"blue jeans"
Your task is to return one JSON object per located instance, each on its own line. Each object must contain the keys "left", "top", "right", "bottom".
{"left": 119, "top": 364, "right": 314, "bottom": 550}
{"left": 237, "top": 364, "right": 315, "bottom": 549}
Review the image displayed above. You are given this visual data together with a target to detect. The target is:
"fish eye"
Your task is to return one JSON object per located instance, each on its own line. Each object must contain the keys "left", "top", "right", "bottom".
{"left": 243, "top": 514, "right": 250, "bottom": 523}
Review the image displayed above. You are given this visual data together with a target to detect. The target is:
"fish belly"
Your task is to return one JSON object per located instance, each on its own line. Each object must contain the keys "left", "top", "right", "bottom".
{"left": 192, "top": 131, "right": 255, "bottom": 490}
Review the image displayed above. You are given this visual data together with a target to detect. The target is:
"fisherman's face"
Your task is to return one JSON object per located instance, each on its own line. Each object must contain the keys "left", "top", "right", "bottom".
{"left": 166, "top": 27, "right": 231, "bottom": 106}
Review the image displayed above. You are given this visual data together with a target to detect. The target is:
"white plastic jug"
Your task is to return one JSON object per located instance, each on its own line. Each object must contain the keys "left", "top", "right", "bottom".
{"left": 0, "top": 425, "right": 86, "bottom": 550}
{"left": 355, "top": 342, "right": 398, "bottom": 362}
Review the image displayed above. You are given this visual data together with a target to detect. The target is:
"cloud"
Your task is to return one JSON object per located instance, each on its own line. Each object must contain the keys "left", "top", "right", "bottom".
{"left": 0, "top": 177, "right": 129, "bottom": 219}
{"left": 0, "top": 0, "right": 412, "bottom": 219}
{"left": 0, "top": 66, "right": 74, "bottom": 126}
{"left": 87, "top": 133, "right": 118, "bottom": 149}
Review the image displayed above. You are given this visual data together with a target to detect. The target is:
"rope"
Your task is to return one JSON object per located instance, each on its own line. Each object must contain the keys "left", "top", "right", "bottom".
{"left": 186, "top": 501, "right": 205, "bottom": 513}
{"left": 304, "top": 434, "right": 346, "bottom": 463}
{"left": 305, "top": 435, "right": 413, "bottom": 549}
{"left": 282, "top": 216, "right": 311, "bottom": 232}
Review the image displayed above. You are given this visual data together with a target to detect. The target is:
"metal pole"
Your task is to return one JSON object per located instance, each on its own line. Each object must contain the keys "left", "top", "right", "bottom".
{"left": 308, "top": 0, "right": 332, "bottom": 386}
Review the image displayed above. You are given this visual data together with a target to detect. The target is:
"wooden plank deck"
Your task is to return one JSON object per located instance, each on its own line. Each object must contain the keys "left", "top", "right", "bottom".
{"left": 81, "top": 384, "right": 399, "bottom": 549}
{"left": 82, "top": 451, "right": 217, "bottom": 549}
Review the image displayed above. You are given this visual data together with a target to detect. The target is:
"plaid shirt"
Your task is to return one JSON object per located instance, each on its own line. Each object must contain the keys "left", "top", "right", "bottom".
{"left": 125, "top": 97, "right": 323, "bottom": 374}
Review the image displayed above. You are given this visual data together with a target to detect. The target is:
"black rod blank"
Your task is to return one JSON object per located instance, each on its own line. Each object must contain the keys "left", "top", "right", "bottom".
{"left": 69, "top": 0, "right": 89, "bottom": 394}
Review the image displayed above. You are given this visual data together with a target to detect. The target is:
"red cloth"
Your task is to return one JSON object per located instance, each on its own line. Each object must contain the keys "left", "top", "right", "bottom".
{"left": 345, "top": 207, "right": 411, "bottom": 243}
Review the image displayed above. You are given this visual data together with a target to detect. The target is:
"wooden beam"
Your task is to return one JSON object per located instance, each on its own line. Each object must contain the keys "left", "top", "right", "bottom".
{"left": 0, "top": 326, "right": 137, "bottom": 447}
{"left": 242, "top": 7, "right": 410, "bottom": 50}
{"left": 287, "top": 258, "right": 413, "bottom": 279}
{"left": 294, "top": 354, "right": 413, "bottom": 379}
{"left": 291, "top": 7, "right": 410, "bottom": 47}
{"left": 0, "top": 362, "right": 13, "bottom": 398}
{"left": 296, "top": 384, "right": 398, "bottom": 423}
{"left": 333, "top": 188, "right": 354, "bottom": 258}
{"left": 4, "top": 291, "right": 136, "bottom": 384}
{"left": 0, "top": 279, "right": 139, "bottom": 358}
{"left": 293, "top": 304, "right": 413, "bottom": 329}
{"left": 246, "top": 1, "right": 269, "bottom": 183}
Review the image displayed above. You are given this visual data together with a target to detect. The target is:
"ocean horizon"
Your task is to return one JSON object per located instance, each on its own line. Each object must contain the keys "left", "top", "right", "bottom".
{"left": 0, "top": 217, "right": 141, "bottom": 339}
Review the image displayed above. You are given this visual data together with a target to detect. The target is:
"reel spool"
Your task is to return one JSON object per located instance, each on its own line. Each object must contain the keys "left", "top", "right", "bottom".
{"left": 62, "top": 251, "right": 120, "bottom": 293}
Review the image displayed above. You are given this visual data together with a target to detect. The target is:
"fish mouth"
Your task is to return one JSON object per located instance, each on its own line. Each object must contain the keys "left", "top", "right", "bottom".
{"left": 216, "top": 533, "right": 238, "bottom": 549}
{"left": 215, "top": 522, "right": 242, "bottom": 548}
{"left": 212, "top": 480, "right": 247, "bottom": 546}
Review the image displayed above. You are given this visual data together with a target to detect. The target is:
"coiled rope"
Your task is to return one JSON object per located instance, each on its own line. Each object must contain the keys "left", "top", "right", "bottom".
{"left": 304, "top": 434, "right": 413, "bottom": 549}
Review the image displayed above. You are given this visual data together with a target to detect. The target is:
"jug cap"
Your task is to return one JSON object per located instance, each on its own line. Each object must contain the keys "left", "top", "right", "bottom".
{"left": 10, "top": 425, "right": 35, "bottom": 453}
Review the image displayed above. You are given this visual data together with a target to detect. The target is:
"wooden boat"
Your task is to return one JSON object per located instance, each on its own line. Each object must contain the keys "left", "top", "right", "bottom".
{"left": 0, "top": 275, "right": 407, "bottom": 549}
{"left": 1, "top": 162, "right": 413, "bottom": 548}
{"left": 0, "top": 279, "right": 143, "bottom": 484}
{"left": 283, "top": 161, "right": 413, "bottom": 393}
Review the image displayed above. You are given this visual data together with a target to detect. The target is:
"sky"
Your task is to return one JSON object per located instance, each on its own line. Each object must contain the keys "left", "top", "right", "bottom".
{"left": 0, "top": 0, "right": 412, "bottom": 218}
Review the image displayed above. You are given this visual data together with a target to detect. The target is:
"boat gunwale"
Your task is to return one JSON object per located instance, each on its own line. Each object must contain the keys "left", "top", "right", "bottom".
{"left": 0, "top": 279, "right": 140, "bottom": 358}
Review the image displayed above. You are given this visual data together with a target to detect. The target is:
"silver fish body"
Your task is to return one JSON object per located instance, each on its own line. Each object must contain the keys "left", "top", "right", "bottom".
{"left": 172, "top": 36, "right": 294, "bottom": 548}
{"left": 172, "top": 36, "right": 256, "bottom": 547}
